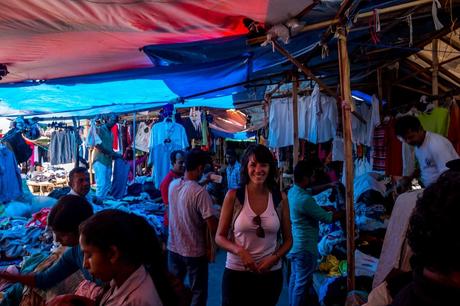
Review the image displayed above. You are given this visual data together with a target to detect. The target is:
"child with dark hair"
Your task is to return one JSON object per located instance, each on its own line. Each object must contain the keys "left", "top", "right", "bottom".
{"left": 0, "top": 195, "right": 96, "bottom": 289}
{"left": 79, "top": 209, "right": 175, "bottom": 306}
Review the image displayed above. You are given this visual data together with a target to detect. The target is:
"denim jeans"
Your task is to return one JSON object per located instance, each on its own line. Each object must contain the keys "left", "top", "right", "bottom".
{"left": 93, "top": 161, "right": 112, "bottom": 198}
{"left": 288, "top": 251, "right": 317, "bottom": 306}
{"left": 168, "top": 251, "right": 208, "bottom": 306}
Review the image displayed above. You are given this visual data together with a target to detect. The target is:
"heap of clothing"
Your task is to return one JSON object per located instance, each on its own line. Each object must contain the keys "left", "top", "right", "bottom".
{"left": 311, "top": 176, "right": 388, "bottom": 305}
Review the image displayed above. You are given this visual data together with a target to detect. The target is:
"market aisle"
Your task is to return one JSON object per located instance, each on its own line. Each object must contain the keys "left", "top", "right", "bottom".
{"left": 207, "top": 249, "right": 289, "bottom": 306}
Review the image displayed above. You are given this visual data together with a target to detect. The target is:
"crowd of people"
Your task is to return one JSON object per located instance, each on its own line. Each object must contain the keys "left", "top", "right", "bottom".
{"left": 1, "top": 114, "right": 459, "bottom": 306}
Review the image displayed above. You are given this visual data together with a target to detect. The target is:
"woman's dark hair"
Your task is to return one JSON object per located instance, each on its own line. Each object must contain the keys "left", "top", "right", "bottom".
{"left": 240, "top": 144, "right": 277, "bottom": 190}
{"left": 79, "top": 209, "right": 176, "bottom": 306}
{"left": 407, "top": 170, "right": 460, "bottom": 273}
{"left": 48, "top": 195, "right": 93, "bottom": 233}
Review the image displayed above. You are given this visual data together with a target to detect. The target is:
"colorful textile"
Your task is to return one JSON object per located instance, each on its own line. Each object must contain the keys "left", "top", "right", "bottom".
{"left": 448, "top": 103, "right": 460, "bottom": 155}
{"left": 417, "top": 107, "right": 449, "bottom": 136}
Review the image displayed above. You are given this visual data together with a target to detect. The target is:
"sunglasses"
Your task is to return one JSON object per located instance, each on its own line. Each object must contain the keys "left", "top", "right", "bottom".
{"left": 252, "top": 215, "right": 265, "bottom": 238}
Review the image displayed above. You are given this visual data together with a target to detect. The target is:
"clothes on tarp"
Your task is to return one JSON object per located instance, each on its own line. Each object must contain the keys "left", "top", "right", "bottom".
{"left": 0, "top": 145, "right": 23, "bottom": 203}
{"left": 49, "top": 129, "right": 76, "bottom": 165}
{"left": 148, "top": 119, "right": 188, "bottom": 188}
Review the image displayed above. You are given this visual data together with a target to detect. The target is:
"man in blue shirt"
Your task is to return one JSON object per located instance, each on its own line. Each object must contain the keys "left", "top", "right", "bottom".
{"left": 225, "top": 149, "right": 240, "bottom": 190}
{"left": 0, "top": 195, "right": 98, "bottom": 289}
{"left": 287, "top": 160, "right": 343, "bottom": 306}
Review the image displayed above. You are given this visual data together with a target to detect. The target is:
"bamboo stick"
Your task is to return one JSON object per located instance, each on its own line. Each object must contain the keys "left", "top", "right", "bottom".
{"left": 432, "top": 39, "right": 439, "bottom": 106}
{"left": 337, "top": 26, "right": 356, "bottom": 292}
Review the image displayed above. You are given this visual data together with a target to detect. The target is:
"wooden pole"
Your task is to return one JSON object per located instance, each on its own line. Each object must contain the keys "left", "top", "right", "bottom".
{"left": 337, "top": 26, "right": 356, "bottom": 292}
{"left": 432, "top": 39, "right": 439, "bottom": 106}
{"left": 292, "top": 73, "right": 300, "bottom": 167}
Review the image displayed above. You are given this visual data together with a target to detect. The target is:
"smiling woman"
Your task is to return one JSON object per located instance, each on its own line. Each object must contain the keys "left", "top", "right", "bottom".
{"left": 215, "top": 144, "right": 293, "bottom": 306}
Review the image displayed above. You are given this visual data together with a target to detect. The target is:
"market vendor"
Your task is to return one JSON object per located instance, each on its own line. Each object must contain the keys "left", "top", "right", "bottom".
{"left": 92, "top": 114, "right": 122, "bottom": 201}
{"left": 395, "top": 115, "right": 459, "bottom": 187}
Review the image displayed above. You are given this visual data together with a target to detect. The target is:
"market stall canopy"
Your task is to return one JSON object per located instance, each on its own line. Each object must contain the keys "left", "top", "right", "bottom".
{"left": 0, "top": 0, "right": 458, "bottom": 117}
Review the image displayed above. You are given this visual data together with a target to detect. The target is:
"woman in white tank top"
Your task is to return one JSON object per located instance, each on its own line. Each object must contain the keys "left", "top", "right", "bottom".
{"left": 216, "top": 145, "right": 292, "bottom": 306}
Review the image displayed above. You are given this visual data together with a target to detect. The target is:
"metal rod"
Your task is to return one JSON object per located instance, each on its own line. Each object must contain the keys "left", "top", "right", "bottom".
{"left": 133, "top": 112, "right": 137, "bottom": 181}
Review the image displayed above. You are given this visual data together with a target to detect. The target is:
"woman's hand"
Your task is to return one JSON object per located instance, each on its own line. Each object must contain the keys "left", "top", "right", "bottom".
{"left": 236, "top": 247, "right": 258, "bottom": 272}
{"left": 256, "top": 254, "right": 279, "bottom": 273}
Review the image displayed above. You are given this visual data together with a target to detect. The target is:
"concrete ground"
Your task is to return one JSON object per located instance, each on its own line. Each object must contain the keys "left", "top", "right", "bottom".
{"left": 207, "top": 249, "right": 289, "bottom": 306}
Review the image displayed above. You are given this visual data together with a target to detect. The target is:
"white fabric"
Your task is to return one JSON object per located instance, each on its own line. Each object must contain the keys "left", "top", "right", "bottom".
{"left": 415, "top": 131, "right": 459, "bottom": 186}
{"left": 364, "top": 281, "right": 392, "bottom": 306}
{"left": 167, "top": 178, "right": 214, "bottom": 258}
{"left": 306, "top": 85, "right": 338, "bottom": 144}
{"left": 93, "top": 161, "right": 112, "bottom": 199}
{"left": 402, "top": 142, "right": 415, "bottom": 177}
{"left": 134, "top": 121, "right": 151, "bottom": 153}
{"left": 332, "top": 137, "right": 345, "bottom": 161}
{"left": 86, "top": 119, "right": 101, "bottom": 147}
{"left": 298, "top": 95, "right": 310, "bottom": 140}
{"left": 351, "top": 96, "right": 380, "bottom": 146}
{"left": 355, "top": 249, "right": 379, "bottom": 277}
{"left": 372, "top": 190, "right": 422, "bottom": 288}
{"left": 268, "top": 97, "right": 294, "bottom": 148}
{"left": 148, "top": 120, "right": 188, "bottom": 188}
{"left": 226, "top": 187, "right": 281, "bottom": 271}
{"left": 353, "top": 172, "right": 386, "bottom": 202}
{"left": 100, "top": 265, "right": 162, "bottom": 306}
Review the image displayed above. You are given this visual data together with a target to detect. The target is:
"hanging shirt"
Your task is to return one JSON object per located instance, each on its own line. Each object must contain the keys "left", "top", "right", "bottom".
{"left": 148, "top": 121, "right": 188, "bottom": 188}
{"left": 93, "top": 125, "right": 113, "bottom": 167}
{"left": 268, "top": 97, "right": 293, "bottom": 148}
{"left": 133, "top": 121, "right": 152, "bottom": 153}
{"left": 448, "top": 103, "right": 460, "bottom": 155}
{"left": 306, "top": 85, "right": 338, "bottom": 144}
{"left": 0, "top": 145, "right": 23, "bottom": 202}
{"left": 417, "top": 107, "right": 449, "bottom": 136}
{"left": 415, "top": 131, "right": 459, "bottom": 186}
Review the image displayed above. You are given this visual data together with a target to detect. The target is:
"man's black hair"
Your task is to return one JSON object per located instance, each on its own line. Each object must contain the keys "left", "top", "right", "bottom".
{"left": 184, "top": 148, "right": 211, "bottom": 171}
{"left": 48, "top": 195, "right": 93, "bottom": 233}
{"left": 293, "top": 160, "right": 315, "bottom": 184}
{"left": 225, "top": 148, "right": 237, "bottom": 158}
{"left": 68, "top": 167, "right": 88, "bottom": 183}
{"left": 170, "top": 150, "right": 185, "bottom": 165}
{"left": 395, "top": 115, "right": 423, "bottom": 137}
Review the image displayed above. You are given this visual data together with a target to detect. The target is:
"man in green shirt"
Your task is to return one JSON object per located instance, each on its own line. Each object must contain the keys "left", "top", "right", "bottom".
{"left": 92, "top": 114, "right": 121, "bottom": 200}
{"left": 287, "top": 160, "right": 342, "bottom": 306}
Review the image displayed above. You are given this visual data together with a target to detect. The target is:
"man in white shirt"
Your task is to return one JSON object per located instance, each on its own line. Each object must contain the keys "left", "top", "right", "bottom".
{"left": 167, "top": 149, "right": 218, "bottom": 306}
{"left": 395, "top": 115, "right": 459, "bottom": 187}
{"left": 68, "top": 167, "right": 90, "bottom": 198}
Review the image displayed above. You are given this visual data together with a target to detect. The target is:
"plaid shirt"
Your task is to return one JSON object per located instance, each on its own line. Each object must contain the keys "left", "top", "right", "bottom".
{"left": 226, "top": 161, "right": 241, "bottom": 189}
